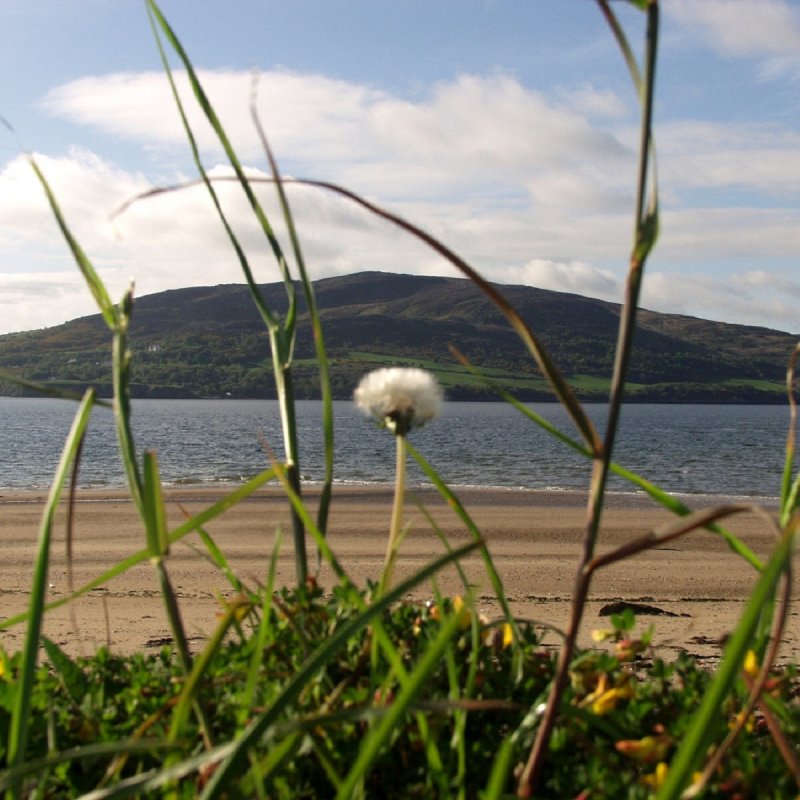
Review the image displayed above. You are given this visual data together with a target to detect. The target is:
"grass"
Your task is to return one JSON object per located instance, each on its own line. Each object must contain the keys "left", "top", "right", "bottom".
{"left": 1, "top": 0, "right": 798, "bottom": 798}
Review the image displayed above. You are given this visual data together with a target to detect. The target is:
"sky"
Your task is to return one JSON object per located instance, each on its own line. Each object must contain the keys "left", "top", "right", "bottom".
{"left": 1, "top": 0, "right": 799, "bottom": 337}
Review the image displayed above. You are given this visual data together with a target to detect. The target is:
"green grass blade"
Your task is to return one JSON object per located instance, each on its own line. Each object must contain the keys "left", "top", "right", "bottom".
{"left": 243, "top": 531, "right": 282, "bottom": 714}
{"left": 250, "top": 111, "right": 336, "bottom": 539}
{"left": 0, "top": 740, "right": 183, "bottom": 794}
{"left": 142, "top": 450, "right": 169, "bottom": 557}
{"left": 481, "top": 734, "right": 516, "bottom": 800}
{"left": 111, "top": 296, "right": 145, "bottom": 520}
{"left": 168, "top": 597, "right": 251, "bottom": 744}
{"left": 335, "top": 603, "right": 467, "bottom": 800}
{"left": 454, "top": 354, "right": 764, "bottom": 570}
{"left": 405, "top": 440, "right": 520, "bottom": 634}
{"left": 0, "top": 369, "right": 113, "bottom": 406}
{"left": 75, "top": 741, "right": 238, "bottom": 800}
{"left": 145, "top": 1, "right": 311, "bottom": 580}
{"left": 145, "top": 0, "right": 289, "bottom": 329}
{"left": 28, "top": 159, "right": 117, "bottom": 329}
{"left": 6, "top": 389, "right": 95, "bottom": 792}
{"left": 199, "top": 539, "right": 482, "bottom": 799}
{"left": 780, "top": 343, "right": 799, "bottom": 525}
{"left": 190, "top": 524, "right": 248, "bottom": 597}
{"left": 656, "top": 523, "right": 796, "bottom": 800}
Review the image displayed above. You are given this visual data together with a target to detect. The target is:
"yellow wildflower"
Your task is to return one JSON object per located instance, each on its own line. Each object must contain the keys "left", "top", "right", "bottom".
{"left": 615, "top": 733, "right": 671, "bottom": 763}
{"left": 641, "top": 762, "right": 669, "bottom": 790}
{"left": 591, "top": 628, "right": 615, "bottom": 642}
{"left": 452, "top": 595, "right": 472, "bottom": 630}
{"left": 591, "top": 685, "right": 633, "bottom": 715}
{"left": 743, "top": 649, "right": 760, "bottom": 680}
{"left": 502, "top": 622, "right": 513, "bottom": 648}
{"left": 729, "top": 710, "right": 755, "bottom": 733}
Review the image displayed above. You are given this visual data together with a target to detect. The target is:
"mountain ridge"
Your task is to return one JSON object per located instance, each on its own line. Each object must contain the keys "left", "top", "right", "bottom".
{"left": 0, "top": 271, "right": 796, "bottom": 403}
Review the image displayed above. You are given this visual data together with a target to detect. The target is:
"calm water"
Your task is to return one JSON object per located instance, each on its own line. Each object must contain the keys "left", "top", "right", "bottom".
{"left": 0, "top": 397, "right": 795, "bottom": 498}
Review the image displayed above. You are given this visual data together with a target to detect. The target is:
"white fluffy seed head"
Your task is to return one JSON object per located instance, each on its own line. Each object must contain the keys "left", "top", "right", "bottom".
{"left": 354, "top": 367, "right": 443, "bottom": 436}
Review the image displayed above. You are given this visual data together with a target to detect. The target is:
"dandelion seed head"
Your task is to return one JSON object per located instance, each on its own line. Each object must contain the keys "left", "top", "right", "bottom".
{"left": 354, "top": 367, "right": 443, "bottom": 436}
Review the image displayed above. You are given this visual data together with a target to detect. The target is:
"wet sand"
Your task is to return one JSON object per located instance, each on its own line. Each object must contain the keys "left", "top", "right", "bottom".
{"left": 0, "top": 485, "right": 796, "bottom": 665}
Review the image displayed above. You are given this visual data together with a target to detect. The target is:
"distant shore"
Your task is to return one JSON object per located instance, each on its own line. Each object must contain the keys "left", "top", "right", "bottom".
{"left": 1, "top": 485, "right": 796, "bottom": 665}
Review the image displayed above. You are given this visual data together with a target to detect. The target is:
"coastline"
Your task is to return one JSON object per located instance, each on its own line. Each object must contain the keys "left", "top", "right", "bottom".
{"left": 0, "top": 485, "right": 796, "bottom": 664}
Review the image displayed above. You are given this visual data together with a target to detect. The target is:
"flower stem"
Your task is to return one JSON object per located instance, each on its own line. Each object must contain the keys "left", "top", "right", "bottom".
{"left": 379, "top": 433, "right": 406, "bottom": 595}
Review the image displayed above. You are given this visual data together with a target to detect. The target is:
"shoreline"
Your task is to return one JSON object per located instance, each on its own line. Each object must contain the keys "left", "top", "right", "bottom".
{"left": 0, "top": 484, "right": 796, "bottom": 664}
{"left": 0, "top": 482, "right": 781, "bottom": 509}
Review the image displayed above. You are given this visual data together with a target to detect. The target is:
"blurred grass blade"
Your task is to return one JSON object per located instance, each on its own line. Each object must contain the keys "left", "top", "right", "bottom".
{"left": 482, "top": 734, "right": 516, "bottom": 800}
{"left": 780, "top": 343, "right": 799, "bottom": 524}
{"left": 0, "top": 740, "right": 183, "bottom": 794}
{"left": 200, "top": 539, "right": 482, "bottom": 799}
{"left": 335, "top": 602, "right": 468, "bottom": 800}
{"left": 251, "top": 106, "right": 336, "bottom": 539}
{"left": 6, "top": 389, "right": 95, "bottom": 791}
{"left": 29, "top": 159, "right": 117, "bottom": 329}
{"left": 0, "top": 369, "right": 112, "bottom": 406}
{"left": 142, "top": 450, "right": 169, "bottom": 557}
{"left": 168, "top": 596, "right": 252, "bottom": 744}
{"left": 656, "top": 520, "right": 795, "bottom": 800}
{"left": 146, "top": 0, "right": 310, "bottom": 581}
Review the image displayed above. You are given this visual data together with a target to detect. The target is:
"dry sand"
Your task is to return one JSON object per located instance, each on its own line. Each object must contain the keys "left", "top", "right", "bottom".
{"left": 0, "top": 485, "right": 797, "bottom": 665}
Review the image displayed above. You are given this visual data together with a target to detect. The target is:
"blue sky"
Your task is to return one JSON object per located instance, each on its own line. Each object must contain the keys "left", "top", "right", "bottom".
{"left": 1, "top": 0, "right": 799, "bottom": 336}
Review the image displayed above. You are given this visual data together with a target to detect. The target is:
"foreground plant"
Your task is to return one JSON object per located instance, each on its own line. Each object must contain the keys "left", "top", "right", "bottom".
{"left": 355, "top": 367, "right": 443, "bottom": 594}
{"left": 3, "top": 0, "right": 799, "bottom": 796}
{"left": 1, "top": 591, "right": 798, "bottom": 798}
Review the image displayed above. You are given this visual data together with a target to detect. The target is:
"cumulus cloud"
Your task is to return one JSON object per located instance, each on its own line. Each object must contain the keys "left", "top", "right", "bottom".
{"left": 499, "top": 259, "right": 620, "bottom": 299}
{"left": 42, "top": 69, "right": 633, "bottom": 205}
{"left": 641, "top": 269, "right": 799, "bottom": 333}
{"left": 668, "top": 0, "right": 800, "bottom": 58}
{"left": 0, "top": 62, "right": 795, "bottom": 336}
{"left": 658, "top": 120, "right": 800, "bottom": 196}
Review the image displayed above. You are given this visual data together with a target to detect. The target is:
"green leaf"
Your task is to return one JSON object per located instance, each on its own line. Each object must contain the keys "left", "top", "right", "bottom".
{"left": 40, "top": 637, "right": 89, "bottom": 706}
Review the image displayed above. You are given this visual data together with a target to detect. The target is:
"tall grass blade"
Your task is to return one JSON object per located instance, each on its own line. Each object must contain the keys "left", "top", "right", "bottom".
{"left": 146, "top": 0, "right": 309, "bottom": 580}
{"left": 0, "top": 369, "right": 112, "bottom": 406}
{"left": 656, "top": 521, "right": 795, "bottom": 800}
{"left": 780, "top": 343, "right": 799, "bottom": 525}
{"left": 453, "top": 354, "right": 764, "bottom": 570}
{"left": 29, "top": 160, "right": 117, "bottom": 329}
{"left": 142, "top": 450, "right": 169, "bottom": 557}
{"left": 251, "top": 107, "right": 336, "bottom": 539}
{"left": 335, "top": 603, "right": 468, "bottom": 800}
{"left": 6, "top": 389, "right": 95, "bottom": 794}
{"left": 168, "top": 597, "right": 251, "bottom": 745}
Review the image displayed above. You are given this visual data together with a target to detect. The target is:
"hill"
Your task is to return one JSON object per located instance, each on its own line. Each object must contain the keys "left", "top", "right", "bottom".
{"left": 0, "top": 271, "right": 796, "bottom": 403}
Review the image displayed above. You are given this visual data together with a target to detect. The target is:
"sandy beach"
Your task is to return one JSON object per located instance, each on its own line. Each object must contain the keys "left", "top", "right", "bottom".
{"left": 0, "top": 485, "right": 797, "bottom": 665}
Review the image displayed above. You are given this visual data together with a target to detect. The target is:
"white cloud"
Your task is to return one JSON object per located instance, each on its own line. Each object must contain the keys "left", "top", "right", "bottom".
{"left": 42, "top": 69, "right": 634, "bottom": 206}
{"left": 641, "top": 269, "right": 799, "bottom": 333}
{"left": 658, "top": 120, "right": 800, "bottom": 196}
{"left": 668, "top": 0, "right": 800, "bottom": 58}
{"left": 556, "top": 84, "right": 629, "bottom": 119}
{"left": 0, "top": 63, "right": 795, "bottom": 337}
{"left": 500, "top": 259, "right": 620, "bottom": 299}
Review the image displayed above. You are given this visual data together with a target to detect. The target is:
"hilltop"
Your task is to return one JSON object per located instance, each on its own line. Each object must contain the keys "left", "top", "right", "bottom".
{"left": 0, "top": 271, "right": 795, "bottom": 402}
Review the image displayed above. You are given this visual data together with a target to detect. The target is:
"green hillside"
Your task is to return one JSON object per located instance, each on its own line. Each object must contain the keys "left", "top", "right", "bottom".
{"left": 0, "top": 271, "right": 796, "bottom": 402}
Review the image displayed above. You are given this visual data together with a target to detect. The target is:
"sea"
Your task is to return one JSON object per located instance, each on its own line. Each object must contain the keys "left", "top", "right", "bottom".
{"left": 0, "top": 397, "right": 796, "bottom": 499}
